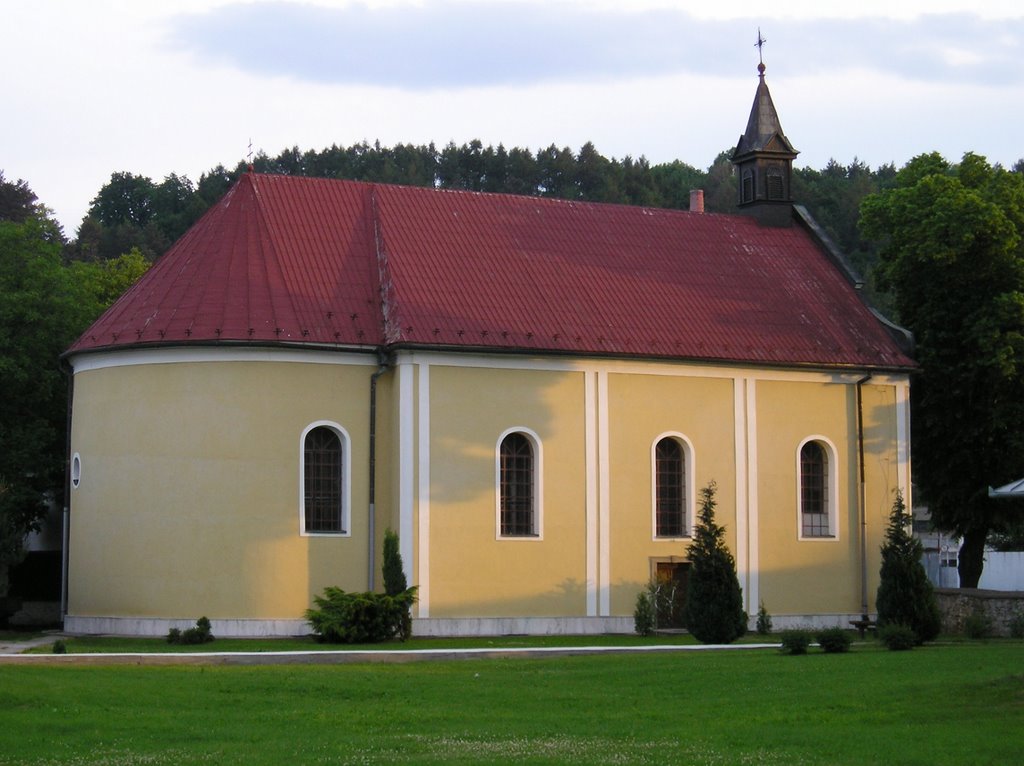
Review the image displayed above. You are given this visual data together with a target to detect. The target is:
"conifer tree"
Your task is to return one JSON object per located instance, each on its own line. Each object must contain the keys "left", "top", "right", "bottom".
{"left": 876, "top": 490, "right": 942, "bottom": 643}
{"left": 683, "top": 481, "right": 747, "bottom": 643}
{"left": 382, "top": 527, "right": 407, "bottom": 596}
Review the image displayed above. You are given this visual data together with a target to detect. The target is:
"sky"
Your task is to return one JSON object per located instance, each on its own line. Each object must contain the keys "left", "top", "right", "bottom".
{"left": 4, "top": 0, "right": 1022, "bottom": 236}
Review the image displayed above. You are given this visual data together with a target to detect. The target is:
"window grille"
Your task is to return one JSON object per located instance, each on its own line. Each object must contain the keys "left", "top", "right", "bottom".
{"left": 500, "top": 432, "right": 535, "bottom": 536}
{"left": 304, "top": 426, "right": 344, "bottom": 533}
{"left": 655, "top": 438, "right": 686, "bottom": 537}
{"left": 800, "top": 441, "right": 830, "bottom": 537}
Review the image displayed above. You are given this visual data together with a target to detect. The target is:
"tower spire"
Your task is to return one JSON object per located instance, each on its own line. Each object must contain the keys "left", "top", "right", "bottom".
{"left": 731, "top": 32, "right": 799, "bottom": 226}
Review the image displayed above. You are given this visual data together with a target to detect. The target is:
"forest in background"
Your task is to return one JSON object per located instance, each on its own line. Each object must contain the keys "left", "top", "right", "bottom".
{"left": 58, "top": 138, "right": 999, "bottom": 314}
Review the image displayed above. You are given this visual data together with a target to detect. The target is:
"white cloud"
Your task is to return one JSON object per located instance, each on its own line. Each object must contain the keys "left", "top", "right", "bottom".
{"left": 3, "top": 0, "right": 1022, "bottom": 236}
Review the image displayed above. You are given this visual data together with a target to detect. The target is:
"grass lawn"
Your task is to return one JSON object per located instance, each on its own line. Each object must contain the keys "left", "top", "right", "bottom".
{"left": 22, "top": 631, "right": 735, "bottom": 654}
{"left": 1, "top": 641, "right": 1022, "bottom": 765}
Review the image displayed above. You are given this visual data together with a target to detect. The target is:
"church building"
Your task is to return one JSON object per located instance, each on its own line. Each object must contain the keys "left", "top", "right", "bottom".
{"left": 62, "top": 65, "right": 914, "bottom": 636}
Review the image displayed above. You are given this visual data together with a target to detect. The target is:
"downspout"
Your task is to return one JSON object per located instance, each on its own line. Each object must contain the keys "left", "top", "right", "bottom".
{"left": 856, "top": 374, "right": 872, "bottom": 622}
{"left": 60, "top": 358, "right": 74, "bottom": 622}
{"left": 367, "top": 351, "right": 391, "bottom": 590}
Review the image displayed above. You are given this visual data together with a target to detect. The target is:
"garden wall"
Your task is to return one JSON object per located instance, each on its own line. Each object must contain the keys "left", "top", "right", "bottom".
{"left": 934, "top": 588, "right": 1024, "bottom": 636}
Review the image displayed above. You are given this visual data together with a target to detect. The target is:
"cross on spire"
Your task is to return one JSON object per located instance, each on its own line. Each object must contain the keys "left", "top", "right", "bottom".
{"left": 755, "top": 28, "right": 767, "bottom": 74}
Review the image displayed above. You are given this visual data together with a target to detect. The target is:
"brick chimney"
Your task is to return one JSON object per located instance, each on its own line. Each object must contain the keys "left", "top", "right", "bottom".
{"left": 689, "top": 189, "right": 704, "bottom": 214}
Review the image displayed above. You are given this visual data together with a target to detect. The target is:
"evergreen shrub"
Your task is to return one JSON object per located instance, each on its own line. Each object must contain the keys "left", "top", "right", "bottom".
{"left": 876, "top": 490, "right": 941, "bottom": 644}
{"left": 816, "top": 627, "right": 853, "bottom": 653}
{"left": 755, "top": 602, "right": 773, "bottom": 635}
{"left": 779, "top": 630, "right": 812, "bottom": 655}
{"left": 382, "top": 528, "right": 408, "bottom": 596}
{"left": 634, "top": 589, "right": 655, "bottom": 636}
{"left": 306, "top": 587, "right": 416, "bottom": 643}
{"left": 167, "top": 616, "right": 214, "bottom": 645}
{"left": 382, "top": 528, "right": 412, "bottom": 640}
{"left": 683, "top": 481, "right": 747, "bottom": 644}
{"left": 878, "top": 623, "right": 916, "bottom": 651}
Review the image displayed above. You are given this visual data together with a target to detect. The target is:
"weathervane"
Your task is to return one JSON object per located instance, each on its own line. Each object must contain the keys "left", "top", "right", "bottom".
{"left": 755, "top": 28, "right": 767, "bottom": 74}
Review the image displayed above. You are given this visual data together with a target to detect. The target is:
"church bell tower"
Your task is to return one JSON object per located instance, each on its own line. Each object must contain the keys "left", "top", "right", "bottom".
{"left": 732, "top": 38, "right": 799, "bottom": 227}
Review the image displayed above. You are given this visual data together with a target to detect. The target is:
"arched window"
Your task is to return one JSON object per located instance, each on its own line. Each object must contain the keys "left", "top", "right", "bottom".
{"left": 302, "top": 423, "right": 349, "bottom": 534}
{"left": 655, "top": 437, "right": 687, "bottom": 537}
{"left": 799, "top": 440, "right": 832, "bottom": 538}
{"left": 499, "top": 431, "right": 539, "bottom": 537}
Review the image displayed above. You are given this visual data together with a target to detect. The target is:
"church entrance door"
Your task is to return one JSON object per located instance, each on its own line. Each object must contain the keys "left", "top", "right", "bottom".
{"left": 653, "top": 561, "right": 689, "bottom": 629}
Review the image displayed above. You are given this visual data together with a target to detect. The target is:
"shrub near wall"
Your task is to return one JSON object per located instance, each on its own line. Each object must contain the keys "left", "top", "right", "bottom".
{"left": 306, "top": 587, "right": 416, "bottom": 644}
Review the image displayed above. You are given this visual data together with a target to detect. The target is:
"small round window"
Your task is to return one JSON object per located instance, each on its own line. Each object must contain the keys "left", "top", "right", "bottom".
{"left": 71, "top": 453, "right": 82, "bottom": 489}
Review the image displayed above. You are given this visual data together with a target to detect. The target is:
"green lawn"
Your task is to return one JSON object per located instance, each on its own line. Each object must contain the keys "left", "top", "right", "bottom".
{"left": 23, "top": 631, "right": 740, "bottom": 654}
{"left": 1, "top": 642, "right": 1021, "bottom": 765}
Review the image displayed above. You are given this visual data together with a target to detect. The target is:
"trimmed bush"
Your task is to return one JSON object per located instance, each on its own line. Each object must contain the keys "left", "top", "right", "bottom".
{"left": 683, "top": 481, "right": 747, "bottom": 644}
{"left": 755, "top": 602, "right": 773, "bottom": 635}
{"left": 780, "top": 630, "right": 812, "bottom": 655}
{"left": 876, "top": 490, "right": 941, "bottom": 644}
{"left": 167, "top": 616, "right": 214, "bottom": 645}
{"left": 878, "top": 623, "right": 916, "bottom": 651}
{"left": 816, "top": 627, "right": 853, "bottom": 653}
{"left": 306, "top": 586, "right": 417, "bottom": 644}
{"left": 52, "top": 639, "right": 66, "bottom": 654}
{"left": 634, "top": 589, "right": 655, "bottom": 636}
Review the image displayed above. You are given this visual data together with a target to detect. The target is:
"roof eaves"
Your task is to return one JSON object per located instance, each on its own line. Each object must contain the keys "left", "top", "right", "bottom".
{"left": 379, "top": 340, "right": 918, "bottom": 374}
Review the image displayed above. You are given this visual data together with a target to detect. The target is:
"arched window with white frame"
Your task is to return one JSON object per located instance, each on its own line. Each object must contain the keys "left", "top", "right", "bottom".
{"left": 496, "top": 428, "right": 543, "bottom": 539}
{"left": 300, "top": 421, "right": 351, "bottom": 536}
{"left": 652, "top": 434, "right": 694, "bottom": 539}
{"left": 797, "top": 436, "right": 838, "bottom": 540}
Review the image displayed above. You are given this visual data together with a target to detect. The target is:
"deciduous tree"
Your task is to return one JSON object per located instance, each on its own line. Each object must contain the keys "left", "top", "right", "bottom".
{"left": 861, "top": 152, "right": 1024, "bottom": 586}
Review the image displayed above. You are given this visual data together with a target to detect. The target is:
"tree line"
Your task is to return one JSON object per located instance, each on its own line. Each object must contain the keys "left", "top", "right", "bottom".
{"left": 66, "top": 139, "right": 935, "bottom": 310}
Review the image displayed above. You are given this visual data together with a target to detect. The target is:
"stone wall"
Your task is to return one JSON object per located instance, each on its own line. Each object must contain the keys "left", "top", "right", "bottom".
{"left": 935, "top": 588, "right": 1024, "bottom": 636}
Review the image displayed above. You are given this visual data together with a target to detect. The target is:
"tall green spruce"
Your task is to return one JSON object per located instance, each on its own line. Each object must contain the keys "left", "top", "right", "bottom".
{"left": 382, "top": 527, "right": 407, "bottom": 596}
{"left": 876, "top": 490, "right": 941, "bottom": 644}
{"left": 683, "top": 481, "right": 747, "bottom": 644}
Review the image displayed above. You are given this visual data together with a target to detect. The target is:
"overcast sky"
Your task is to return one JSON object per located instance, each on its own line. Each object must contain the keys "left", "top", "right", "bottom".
{"left": 4, "top": 0, "right": 1022, "bottom": 235}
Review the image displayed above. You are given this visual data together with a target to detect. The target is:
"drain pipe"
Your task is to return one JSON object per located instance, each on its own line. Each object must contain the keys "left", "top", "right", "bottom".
{"left": 856, "top": 374, "right": 872, "bottom": 622}
{"left": 367, "top": 351, "right": 391, "bottom": 590}
{"left": 60, "top": 359, "right": 74, "bottom": 622}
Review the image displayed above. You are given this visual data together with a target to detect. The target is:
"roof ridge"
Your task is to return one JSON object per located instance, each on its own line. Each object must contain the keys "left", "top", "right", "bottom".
{"left": 369, "top": 184, "right": 402, "bottom": 344}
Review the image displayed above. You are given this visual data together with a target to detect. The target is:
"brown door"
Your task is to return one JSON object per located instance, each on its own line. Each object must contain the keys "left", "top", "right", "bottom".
{"left": 654, "top": 562, "right": 690, "bottom": 629}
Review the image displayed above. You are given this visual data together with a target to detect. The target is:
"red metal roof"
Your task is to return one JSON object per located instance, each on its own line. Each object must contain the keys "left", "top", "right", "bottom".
{"left": 68, "top": 173, "right": 914, "bottom": 370}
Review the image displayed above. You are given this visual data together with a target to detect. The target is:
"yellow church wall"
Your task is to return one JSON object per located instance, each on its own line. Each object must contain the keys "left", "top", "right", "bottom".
{"left": 605, "top": 371, "right": 737, "bottom": 616}
{"left": 368, "top": 368, "right": 398, "bottom": 594}
{"left": 859, "top": 382, "right": 903, "bottom": 610}
{"left": 67, "top": 346, "right": 909, "bottom": 634}
{"left": 68, "top": 355, "right": 377, "bottom": 622}
{"left": 754, "top": 379, "right": 901, "bottom": 617}
{"left": 423, "top": 364, "right": 589, "bottom": 618}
